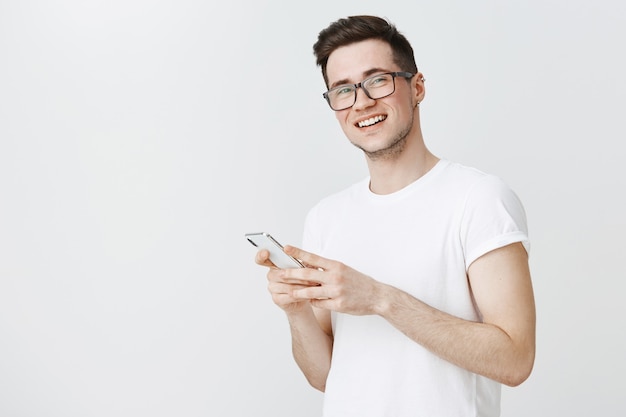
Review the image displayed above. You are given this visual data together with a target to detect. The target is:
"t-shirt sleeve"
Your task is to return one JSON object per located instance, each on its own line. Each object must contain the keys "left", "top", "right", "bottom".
{"left": 460, "top": 175, "right": 529, "bottom": 269}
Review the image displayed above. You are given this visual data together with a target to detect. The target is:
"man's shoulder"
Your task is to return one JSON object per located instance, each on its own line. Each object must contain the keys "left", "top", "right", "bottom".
{"left": 438, "top": 159, "right": 509, "bottom": 192}
{"left": 440, "top": 159, "right": 489, "bottom": 181}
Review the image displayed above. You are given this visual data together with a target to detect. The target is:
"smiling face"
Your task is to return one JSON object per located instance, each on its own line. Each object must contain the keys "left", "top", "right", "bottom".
{"left": 326, "top": 39, "right": 425, "bottom": 161}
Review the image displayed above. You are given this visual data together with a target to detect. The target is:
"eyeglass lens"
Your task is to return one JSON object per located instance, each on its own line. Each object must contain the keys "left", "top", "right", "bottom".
{"left": 326, "top": 73, "right": 397, "bottom": 111}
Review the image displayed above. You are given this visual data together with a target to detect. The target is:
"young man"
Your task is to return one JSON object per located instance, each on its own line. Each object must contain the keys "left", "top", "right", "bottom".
{"left": 255, "top": 15, "right": 535, "bottom": 417}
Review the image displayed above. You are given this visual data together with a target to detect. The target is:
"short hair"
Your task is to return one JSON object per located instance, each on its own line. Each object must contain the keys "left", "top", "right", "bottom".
{"left": 313, "top": 15, "right": 418, "bottom": 87}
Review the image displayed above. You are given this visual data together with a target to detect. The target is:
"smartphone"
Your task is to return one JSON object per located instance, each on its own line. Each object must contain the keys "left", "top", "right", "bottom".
{"left": 245, "top": 232, "right": 304, "bottom": 269}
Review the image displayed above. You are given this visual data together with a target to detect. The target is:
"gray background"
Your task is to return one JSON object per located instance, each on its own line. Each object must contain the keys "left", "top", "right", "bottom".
{"left": 1, "top": 0, "right": 624, "bottom": 416}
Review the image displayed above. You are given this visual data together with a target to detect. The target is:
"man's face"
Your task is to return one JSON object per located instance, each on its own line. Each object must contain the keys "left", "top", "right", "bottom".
{"left": 325, "top": 39, "right": 423, "bottom": 159}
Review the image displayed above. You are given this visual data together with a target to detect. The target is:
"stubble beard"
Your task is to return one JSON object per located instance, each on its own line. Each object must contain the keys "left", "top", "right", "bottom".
{"left": 352, "top": 114, "right": 413, "bottom": 162}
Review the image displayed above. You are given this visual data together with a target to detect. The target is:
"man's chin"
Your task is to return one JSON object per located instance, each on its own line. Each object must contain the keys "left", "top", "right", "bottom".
{"left": 352, "top": 137, "right": 407, "bottom": 161}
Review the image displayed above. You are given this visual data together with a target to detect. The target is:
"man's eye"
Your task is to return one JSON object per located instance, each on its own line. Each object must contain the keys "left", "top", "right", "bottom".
{"left": 368, "top": 76, "right": 389, "bottom": 86}
{"left": 334, "top": 86, "right": 354, "bottom": 96}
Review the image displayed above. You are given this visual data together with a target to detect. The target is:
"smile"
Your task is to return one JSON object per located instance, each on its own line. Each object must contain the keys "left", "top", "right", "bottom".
{"left": 357, "top": 115, "right": 387, "bottom": 128}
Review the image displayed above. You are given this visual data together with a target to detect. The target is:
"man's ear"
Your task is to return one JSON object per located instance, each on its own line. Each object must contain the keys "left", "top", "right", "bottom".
{"left": 413, "top": 72, "right": 426, "bottom": 106}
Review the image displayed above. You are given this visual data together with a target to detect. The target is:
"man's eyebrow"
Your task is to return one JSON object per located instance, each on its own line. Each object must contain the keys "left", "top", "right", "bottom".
{"left": 329, "top": 68, "right": 389, "bottom": 89}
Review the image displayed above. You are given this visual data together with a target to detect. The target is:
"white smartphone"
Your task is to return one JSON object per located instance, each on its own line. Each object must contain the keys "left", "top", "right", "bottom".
{"left": 245, "top": 232, "right": 304, "bottom": 269}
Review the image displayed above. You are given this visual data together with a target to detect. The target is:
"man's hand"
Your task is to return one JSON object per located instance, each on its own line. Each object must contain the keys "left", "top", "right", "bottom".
{"left": 255, "top": 248, "right": 318, "bottom": 314}
{"left": 279, "top": 245, "right": 384, "bottom": 316}
{"left": 255, "top": 247, "right": 334, "bottom": 390}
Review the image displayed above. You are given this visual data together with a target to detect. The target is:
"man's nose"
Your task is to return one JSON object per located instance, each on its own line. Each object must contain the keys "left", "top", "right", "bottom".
{"left": 352, "top": 87, "right": 376, "bottom": 110}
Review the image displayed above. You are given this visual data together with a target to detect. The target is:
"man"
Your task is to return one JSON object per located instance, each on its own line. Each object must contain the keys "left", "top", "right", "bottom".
{"left": 254, "top": 15, "right": 535, "bottom": 417}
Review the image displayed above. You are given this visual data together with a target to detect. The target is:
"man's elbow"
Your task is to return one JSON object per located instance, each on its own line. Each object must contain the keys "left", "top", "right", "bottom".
{"left": 306, "top": 375, "right": 326, "bottom": 392}
{"left": 501, "top": 350, "right": 535, "bottom": 387}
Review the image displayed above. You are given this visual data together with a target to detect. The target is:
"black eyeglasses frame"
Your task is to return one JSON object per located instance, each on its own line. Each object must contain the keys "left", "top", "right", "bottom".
{"left": 322, "top": 71, "right": 415, "bottom": 111}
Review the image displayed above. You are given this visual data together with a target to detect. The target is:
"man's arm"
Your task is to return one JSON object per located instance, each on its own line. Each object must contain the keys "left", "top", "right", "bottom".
{"left": 284, "top": 242, "right": 536, "bottom": 386}
{"left": 376, "top": 242, "right": 535, "bottom": 386}
{"left": 256, "top": 249, "right": 333, "bottom": 391}
{"left": 285, "top": 306, "right": 333, "bottom": 391}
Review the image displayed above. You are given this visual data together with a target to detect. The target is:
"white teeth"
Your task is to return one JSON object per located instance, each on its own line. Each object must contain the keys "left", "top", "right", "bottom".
{"left": 358, "top": 115, "right": 386, "bottom": 127}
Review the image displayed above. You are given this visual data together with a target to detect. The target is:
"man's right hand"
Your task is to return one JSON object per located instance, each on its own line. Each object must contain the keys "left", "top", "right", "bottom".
{"left": 255, "top": 249, "right": 319, "bottom": 314}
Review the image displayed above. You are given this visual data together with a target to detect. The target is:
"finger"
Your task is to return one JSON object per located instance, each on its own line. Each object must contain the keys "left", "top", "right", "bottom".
{"left": 255, "top": 249, "right": 276, "bottom": 268}
{"left": 284, "top": 245, "right": 335, "bottom": 272}
{"left": 269, "top": 281, "right": 314, "bottom": 295}
{"left": 278, "top": 265, "right": 327, "bottom": 286}
{"left": 268, "top": 274, "right": 322, "bottom": 288}
{"left": 283, "top": 277, "right": 321, "bottom": 286}
{"left": 310, "top": 298, "right": 333, "bottom": 309}
{"left": 269, "top": 284, "right": 314, "bottom": 307}
{"left": 267, "top": 268, "right": 319, "bottom": 286}
{"left": 291, "top": 285, "right": 331, "bottom": 300}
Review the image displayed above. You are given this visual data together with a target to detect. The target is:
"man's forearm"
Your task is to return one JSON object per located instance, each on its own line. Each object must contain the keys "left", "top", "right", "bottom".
{"left": 287, "top": 307, "right": 333, "bottom": 392}
{"left": 375, "top": 285, "right": 535, "bottom": 386}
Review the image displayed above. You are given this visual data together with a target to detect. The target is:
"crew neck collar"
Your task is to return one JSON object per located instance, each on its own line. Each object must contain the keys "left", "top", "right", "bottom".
{"left": 362, "top": 159, "right": 449, "bottom": 202}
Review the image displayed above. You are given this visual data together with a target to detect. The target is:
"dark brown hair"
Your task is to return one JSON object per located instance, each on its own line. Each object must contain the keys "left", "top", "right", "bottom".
{"left": 313, "top": 15, "right": 418, "bottom": 87}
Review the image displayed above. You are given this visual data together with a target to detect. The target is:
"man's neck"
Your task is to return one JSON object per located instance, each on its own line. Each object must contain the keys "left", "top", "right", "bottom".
{"left": 366, "top": 146, "right": 439, "bottom": 195}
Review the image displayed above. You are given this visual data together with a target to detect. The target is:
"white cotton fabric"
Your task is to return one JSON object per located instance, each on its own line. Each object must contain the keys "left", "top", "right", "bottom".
{"left": 302, "top": 159, "right": 529, "bottom": 417}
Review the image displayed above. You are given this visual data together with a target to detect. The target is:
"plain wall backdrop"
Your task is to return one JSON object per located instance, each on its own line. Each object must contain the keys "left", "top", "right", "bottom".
{"left": 1, "top": 0, "right": 625, "bottom": 416}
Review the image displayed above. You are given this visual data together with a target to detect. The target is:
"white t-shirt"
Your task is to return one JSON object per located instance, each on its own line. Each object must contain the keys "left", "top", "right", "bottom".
{"left": 302, "top": 159, "right": 529, "bottom": 417}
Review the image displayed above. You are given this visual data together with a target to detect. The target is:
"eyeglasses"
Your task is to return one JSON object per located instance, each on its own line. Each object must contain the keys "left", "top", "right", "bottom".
{"left": 322, "top": 71, "right": 415, "bottom": 111}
